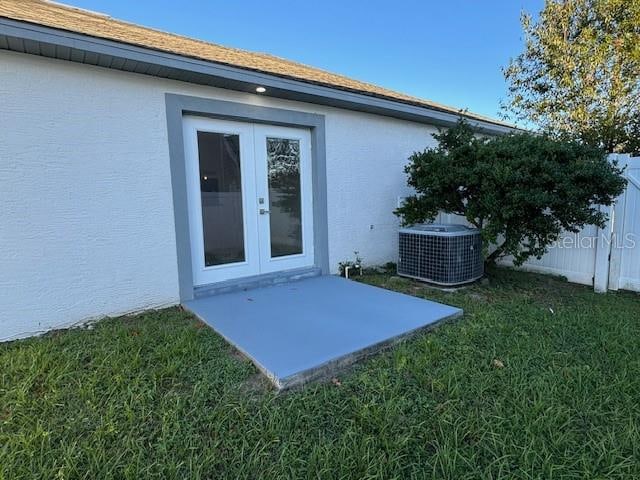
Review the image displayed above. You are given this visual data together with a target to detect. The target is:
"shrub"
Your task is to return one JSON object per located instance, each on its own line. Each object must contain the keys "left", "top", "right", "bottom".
{"left": 395, "top": 120, "right": 627, "bottom": 265}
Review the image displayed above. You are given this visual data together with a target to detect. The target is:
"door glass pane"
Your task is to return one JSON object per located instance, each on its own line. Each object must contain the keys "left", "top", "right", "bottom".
{"left": 197, "top": 131, "right": 244, "bottom": 266}
{"left": 267, "top": 137, "right": 303, "bottom": 257}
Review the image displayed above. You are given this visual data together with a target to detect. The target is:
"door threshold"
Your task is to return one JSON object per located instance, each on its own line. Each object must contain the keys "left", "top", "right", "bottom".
{"left": 193, "top": 266, "right": 322, "bottom": 298}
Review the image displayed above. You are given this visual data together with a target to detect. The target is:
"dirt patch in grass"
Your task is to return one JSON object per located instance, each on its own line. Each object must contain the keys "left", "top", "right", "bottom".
{"left": 240, "top": 372, "right": 273, "bottom": 396}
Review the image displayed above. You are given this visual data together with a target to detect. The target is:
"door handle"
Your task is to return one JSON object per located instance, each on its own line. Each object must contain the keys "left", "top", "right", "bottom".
{"left": 259, "top": 209, "right": 270, "bottom": 215}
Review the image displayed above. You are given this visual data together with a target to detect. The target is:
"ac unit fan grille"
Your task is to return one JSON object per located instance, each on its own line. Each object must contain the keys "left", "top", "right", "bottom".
{"left": 398, "top": 227, "right": 483, "bottom": 286}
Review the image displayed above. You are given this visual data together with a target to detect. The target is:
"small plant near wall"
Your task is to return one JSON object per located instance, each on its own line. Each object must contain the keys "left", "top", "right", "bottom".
{"left": 338, "top": 251, "right": 363, "bottom": 278}
{"left": 379, "top": 262, "right": 397, "bottom": 275}
{"left": 395, "top": 120, "right": 627, "bottom": 266}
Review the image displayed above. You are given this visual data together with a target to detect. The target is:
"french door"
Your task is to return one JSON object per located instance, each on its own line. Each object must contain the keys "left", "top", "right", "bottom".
{"left": 183, "top": 116, "right": 314, "bottom": 286}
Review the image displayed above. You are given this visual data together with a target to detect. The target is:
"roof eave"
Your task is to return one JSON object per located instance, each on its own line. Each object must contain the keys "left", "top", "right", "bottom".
{"left": 0, "top": 17, "right": 517, "bottom": 135}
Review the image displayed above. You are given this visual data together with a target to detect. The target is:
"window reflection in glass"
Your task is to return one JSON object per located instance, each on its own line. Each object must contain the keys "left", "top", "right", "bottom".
{"left": 266, "top": 137, "right": 302, "bottom": 257}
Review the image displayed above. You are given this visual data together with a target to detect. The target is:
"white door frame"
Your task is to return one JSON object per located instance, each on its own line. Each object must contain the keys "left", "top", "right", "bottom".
{"left": 183, "top": 116, "right": 260, "bottom": 285}
{"left": 254, "top": 124, "right": 314, "bottom": 274}
{"left": 165, "top": 94, "right": 329, "bottom": 301}
{"left": 183, "top": 116, "right": 314, "bottom": 286}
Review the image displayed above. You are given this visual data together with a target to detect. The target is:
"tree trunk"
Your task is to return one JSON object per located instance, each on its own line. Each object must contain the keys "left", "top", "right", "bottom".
{"left": 485, "top": 242, "right": 506, "bottom": 265}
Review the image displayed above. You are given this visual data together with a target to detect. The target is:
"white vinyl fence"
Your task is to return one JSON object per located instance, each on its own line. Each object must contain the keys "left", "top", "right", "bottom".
{"left": 506, "top": 153, "right": 640, "bottom": 293}
{"left": 608, "top": 154, "right": 640, "bottom": 292}
{"left": 436, "top": 153, "right": 640, "bottom": 293}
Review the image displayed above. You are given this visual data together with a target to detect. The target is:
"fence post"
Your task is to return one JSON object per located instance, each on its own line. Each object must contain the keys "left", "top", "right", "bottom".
{"left": 593, "top": 153, "right": 618, "bottom": 293}
{"left": 607, "top": 153, "right": 632, "bottom": 291}
{"left": 593, "top": 205, "right": 614, "bottom": 293}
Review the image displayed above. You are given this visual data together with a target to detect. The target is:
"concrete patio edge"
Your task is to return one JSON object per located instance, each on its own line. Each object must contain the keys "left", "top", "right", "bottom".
{"left": 275, "top": 308, "right": 463, "bottom": 390}
{"left": 185, "top": 299, "right": 463, "bottom": 391}
{"left": 183, "top": 275, "right": 464, "bottom": 391}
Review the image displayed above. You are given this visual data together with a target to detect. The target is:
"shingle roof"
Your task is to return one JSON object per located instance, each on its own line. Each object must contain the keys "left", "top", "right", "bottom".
{"left": 0, "top": 0, "right": 512, "bottom": 128}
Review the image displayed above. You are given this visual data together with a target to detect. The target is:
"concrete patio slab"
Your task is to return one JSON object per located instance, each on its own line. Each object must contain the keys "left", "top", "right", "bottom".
{"left": 183, "top": 275, "right": 462, "bottom": 389}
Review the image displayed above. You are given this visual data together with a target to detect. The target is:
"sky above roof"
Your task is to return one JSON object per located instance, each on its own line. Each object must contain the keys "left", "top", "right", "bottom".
{"left": 59, "top": 0, "right": 544, "bottom": 122}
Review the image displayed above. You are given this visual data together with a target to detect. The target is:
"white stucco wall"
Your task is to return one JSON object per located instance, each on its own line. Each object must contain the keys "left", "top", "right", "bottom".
{"left": 0, "top": 50, "right": 439, "bottom": 341}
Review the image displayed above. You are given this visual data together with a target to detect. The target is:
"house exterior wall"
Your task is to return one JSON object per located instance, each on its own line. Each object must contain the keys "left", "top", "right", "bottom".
{"left": 0, "top": 50, "right": 439, "bottom": 341}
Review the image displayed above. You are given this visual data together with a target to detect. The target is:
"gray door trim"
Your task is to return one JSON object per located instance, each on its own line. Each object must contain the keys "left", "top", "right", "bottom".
{"left": 165, "top": 93, "right": 329, "bottom": 301}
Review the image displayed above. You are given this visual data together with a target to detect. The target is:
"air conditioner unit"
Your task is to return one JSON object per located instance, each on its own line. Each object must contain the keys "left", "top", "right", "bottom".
{"left": 398, "top": 224, "right": 483, "bottom": 286}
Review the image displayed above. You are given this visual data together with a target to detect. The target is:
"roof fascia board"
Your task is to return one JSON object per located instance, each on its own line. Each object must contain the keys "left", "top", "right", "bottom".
{"left": 0, "top": 18, "right": 514, "bottom": 134}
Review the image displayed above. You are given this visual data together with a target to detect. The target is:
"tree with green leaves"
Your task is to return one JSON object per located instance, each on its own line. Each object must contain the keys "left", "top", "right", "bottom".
{"left": 395, "top": 121, "right": 627, "bottom": 265}
{"left": 503, "top": 0, "right": 640, "bottom": 155}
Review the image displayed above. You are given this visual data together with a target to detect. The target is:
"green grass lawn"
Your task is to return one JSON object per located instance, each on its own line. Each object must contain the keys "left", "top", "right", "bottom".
{"left": 1, "top": 268, "right": 639, "bottom": 479}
